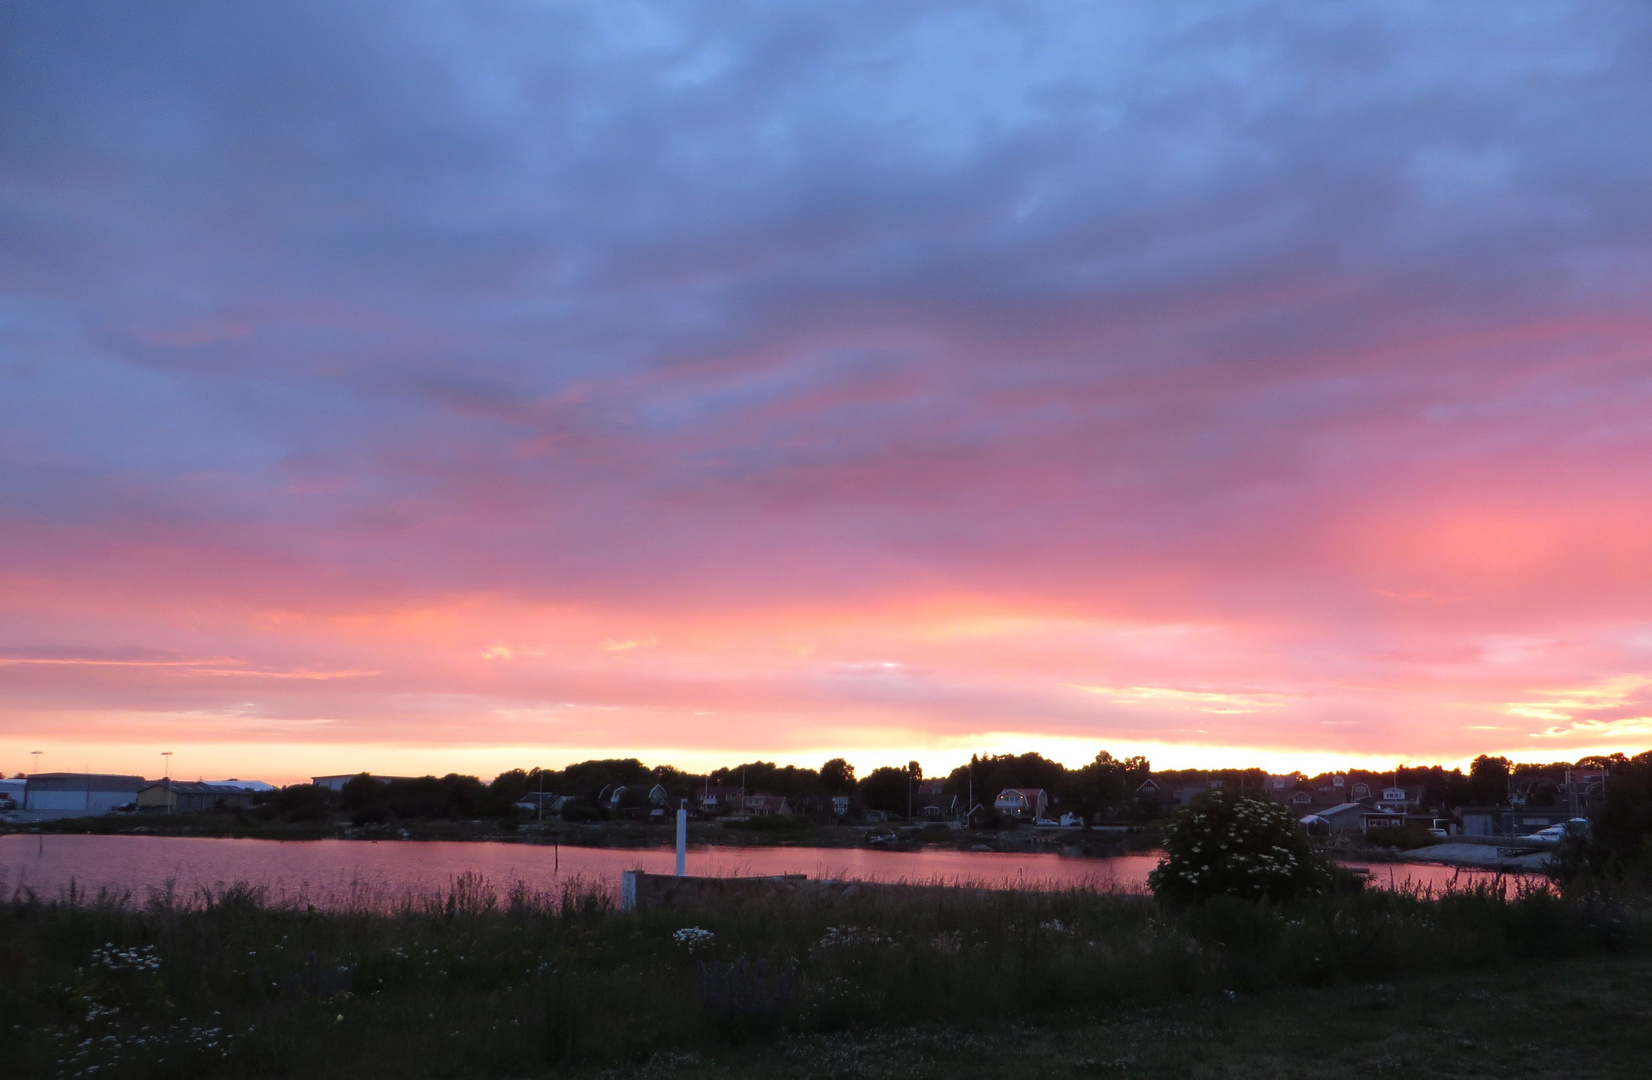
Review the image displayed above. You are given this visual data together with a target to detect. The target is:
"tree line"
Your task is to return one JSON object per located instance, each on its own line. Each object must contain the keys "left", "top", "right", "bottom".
{"left": 242, "top": 749, "right": 1648, "bottom": 828}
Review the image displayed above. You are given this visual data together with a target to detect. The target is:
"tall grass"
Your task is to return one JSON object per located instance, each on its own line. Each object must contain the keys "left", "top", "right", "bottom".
{"left": 2, "top": 873, "right": 1643, "bottom": 1078}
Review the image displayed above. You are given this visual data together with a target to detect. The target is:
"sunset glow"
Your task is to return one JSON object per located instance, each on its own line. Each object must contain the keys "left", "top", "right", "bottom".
{"left": 4, "top": 3, "right": 1652, "bottom": 783}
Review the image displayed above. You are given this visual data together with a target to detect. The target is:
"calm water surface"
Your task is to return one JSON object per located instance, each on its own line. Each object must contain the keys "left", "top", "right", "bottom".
{"left": 0, "top": 834, "right": 1524, "bottom": 907}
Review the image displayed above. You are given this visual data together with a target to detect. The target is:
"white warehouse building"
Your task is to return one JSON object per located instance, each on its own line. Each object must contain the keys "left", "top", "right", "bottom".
{"left": 23, "top": 773, "right": 147, "bottom": 817}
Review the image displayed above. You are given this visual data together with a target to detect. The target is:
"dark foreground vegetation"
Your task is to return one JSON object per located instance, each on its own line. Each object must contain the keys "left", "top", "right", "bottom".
{"left": 3, "top": 872, "right": 1647, "bottom": 1080}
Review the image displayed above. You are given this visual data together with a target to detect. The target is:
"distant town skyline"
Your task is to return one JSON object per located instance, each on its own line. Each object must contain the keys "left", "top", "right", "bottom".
{"left": 5, "top": 4, "right": 1652, "bottom": 780}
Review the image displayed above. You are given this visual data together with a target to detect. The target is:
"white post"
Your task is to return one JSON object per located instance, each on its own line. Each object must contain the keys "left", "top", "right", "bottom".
{"left": 675, "top": 804, "right": 688, "bottom": 877}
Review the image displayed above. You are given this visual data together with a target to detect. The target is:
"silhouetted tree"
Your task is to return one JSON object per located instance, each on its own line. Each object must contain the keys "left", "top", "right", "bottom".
{"left": 255, "top": 783, "right": 335, "bottom": 822}
{"left": 1468, "top": 755, "right": 1511, "bottom": 805}
{"left": 820, "top": 758, "right": 856, "bottom": 793}
{"left": 1063, "top": 752, "right": 1151, "bottom": 826}
{"left": 859, "top": 766, "right": 911, "bottom": 815}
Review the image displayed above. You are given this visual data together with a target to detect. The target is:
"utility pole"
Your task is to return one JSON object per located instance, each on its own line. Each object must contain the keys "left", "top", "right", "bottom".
{"left": 162, "top": 752, "right": 174, "bottom": 814}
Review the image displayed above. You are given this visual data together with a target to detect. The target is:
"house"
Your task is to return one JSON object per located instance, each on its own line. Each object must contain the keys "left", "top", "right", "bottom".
{"left": 697, "top": 785, "right": 744, "bottom": 813}
{"left": 994, "top": 788, "right": 1048, "bottom": 820}
{"left": 738, "top": 793, "right": 791, "bottom": 817}
{"left": 1133, "top": 778, "right": 1167, "bottom": 810}
{"left": 513, "top": 791, "right": 569, "bottom": 815}
{"left": 1349, "top": 781, "right": 1372, "bottom": 800}
{"left": 1375, "top": 786, "right": 1418, "bottom": 812}
{"left": 0, "top": 777, "right": 24, "bottom": 810}
{"left": 136, "top": 780, "right": 257, "bottom": 813}
{"left": 831, "top": 794, "right": 852, "bottom": 817}
{"left": 311, "top": 774, "right": 417, "bottom": 792}
{"left": 913, "top": 779, "right": 957, "bottom": 820}
{"left": 1302, "top": 802, "right": 1403, "bottom": 835}
{"left": 22, "top": 773, "right": 147, "bottom": 818}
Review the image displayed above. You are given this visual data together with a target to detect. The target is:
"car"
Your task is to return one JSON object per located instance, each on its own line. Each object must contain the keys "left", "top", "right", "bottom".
{"left": 1427, "top": 828, "right": 1448, "bottom": 839}
{"left": 1528, "top": 825, "right": 1569, "bottom": 844}
{"left": 1034, "top": 817, "right": 1062, "bottom": 827}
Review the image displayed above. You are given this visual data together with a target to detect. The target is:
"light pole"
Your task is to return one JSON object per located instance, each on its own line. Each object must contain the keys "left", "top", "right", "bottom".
{"left": 162, "top": 752, "right": 174, "bottom": 814}
{"left": 29, "top": 750, "right": 42, "bottom": 775}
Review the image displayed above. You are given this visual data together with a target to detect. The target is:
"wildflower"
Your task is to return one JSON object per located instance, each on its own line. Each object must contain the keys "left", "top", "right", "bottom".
{"left": 671, "top": 927, "right": 716, "bottom": 954}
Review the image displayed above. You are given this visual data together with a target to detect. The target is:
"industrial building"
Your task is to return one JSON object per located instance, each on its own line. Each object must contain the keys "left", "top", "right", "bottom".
{"left": 20, "top": 773, "right": 147, "bottom": 818}
{"left": 135, "top": 779, "right": 260, "bottom": 813}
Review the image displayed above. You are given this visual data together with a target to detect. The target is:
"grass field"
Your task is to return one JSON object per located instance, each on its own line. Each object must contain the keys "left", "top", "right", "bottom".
{"left": 3, "top": 875, "right": 1646, "bottom": 1078}
{"left": 693, "top": 953, "right": 1652, "bottom": 1079}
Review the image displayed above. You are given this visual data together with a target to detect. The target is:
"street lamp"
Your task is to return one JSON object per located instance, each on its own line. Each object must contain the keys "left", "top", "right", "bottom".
{"left": 29, "top": 750, "right": 42, "bottom": 775}
{"left": 162, "top": 752, "right": 174, "bottom": 815}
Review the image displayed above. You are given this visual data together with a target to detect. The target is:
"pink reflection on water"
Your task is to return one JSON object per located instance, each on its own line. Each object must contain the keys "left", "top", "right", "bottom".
{"left": 0, "top": 835, "right": 1536, "bottom": 908}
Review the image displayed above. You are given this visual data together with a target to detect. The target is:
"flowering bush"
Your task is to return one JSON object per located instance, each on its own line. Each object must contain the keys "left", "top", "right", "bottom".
{"left": 1148, "top": 788, "right": 1332, "bottom": 904}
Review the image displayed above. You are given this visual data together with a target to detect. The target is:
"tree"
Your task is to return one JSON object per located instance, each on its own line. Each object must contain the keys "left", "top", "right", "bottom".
{"left": 1468, "top": 755, "right": 1511, "bottom": 805}
{"left": 255, "top": 783, "right": 335, "bottom": 822}
{"left": 943, "top": 752, "right": 1068, "bottom": 810}
{"left": 1148, "top": 787, "right": 1332, "bottom": 904}
{"left": 859, "top": 766, "right": 911, "bottom": 815}
{"left": 1558, "top": 752, "right": 1652, "bottom": 888}
{"left": 708, "top": 761, "right": 824, "bottom": 800}
{"left": 489, "top": 769, "right": 532, "bottom": 805}
{"left": 1064, "top": 752, "right": 1151, "bottom": 826}
{"left": 340, "top": 773, "right": 386, "bottom": 814}
{"left": 559, "top": 759, "right": 651, "bottom": 801}
{"left": 821, "top": 758, "right": 856, "bottom": 793}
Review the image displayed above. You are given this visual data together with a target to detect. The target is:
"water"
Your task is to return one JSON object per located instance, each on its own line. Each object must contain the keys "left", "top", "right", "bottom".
{"left": 0, "top": 834, "right": 1530, "bottom": 908}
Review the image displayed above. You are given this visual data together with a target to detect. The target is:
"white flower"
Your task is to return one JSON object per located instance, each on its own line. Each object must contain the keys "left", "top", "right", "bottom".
{"left": 672, "top": 927, "right": 716, "bottom": 953}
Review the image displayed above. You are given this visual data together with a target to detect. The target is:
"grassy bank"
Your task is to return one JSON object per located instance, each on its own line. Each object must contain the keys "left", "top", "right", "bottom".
{"left": 3, "top": 874, "right": 1644, "bottom": 1079}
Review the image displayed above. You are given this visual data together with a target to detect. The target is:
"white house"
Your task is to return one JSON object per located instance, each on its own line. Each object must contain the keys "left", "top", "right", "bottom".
{"left": 994, "top": 788, "right": 1048, "bottom": 820}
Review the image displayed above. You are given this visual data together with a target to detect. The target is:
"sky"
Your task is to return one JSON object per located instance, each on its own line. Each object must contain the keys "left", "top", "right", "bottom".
{"left": 3, "top": 1, "right": 1652, "bottom": 784}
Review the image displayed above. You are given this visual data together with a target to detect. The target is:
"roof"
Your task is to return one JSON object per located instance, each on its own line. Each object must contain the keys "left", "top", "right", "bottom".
{"left": 26, "top": 773, "right": 147, "bottom": 791}
{"left": 209, "top": 779, "right": 275, "bottom": 792}
{"left": 1318, "top": 802, "right": 1400, "bottom": 819}
{"left": 143, "top": 780, "right": 246, "bottom": 795}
